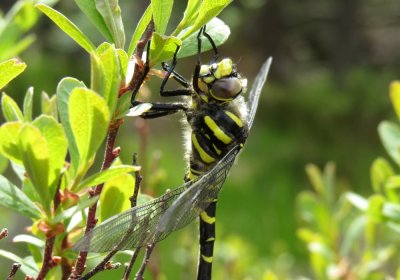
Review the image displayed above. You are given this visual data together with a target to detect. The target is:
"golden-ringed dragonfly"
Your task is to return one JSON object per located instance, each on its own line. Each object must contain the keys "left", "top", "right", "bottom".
{"left": 74, "top": 26, "right": 272, "bottom": 280}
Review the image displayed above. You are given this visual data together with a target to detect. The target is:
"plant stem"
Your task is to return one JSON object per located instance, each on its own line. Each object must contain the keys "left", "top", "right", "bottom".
{"left": 71, "top": 125, "right": 120, "bottom": 278}
{"left": 134, "top": 244, "right": 155, "bottom": 280}
{"left": 6, "top": 263, "right": 21, "bottom": 280}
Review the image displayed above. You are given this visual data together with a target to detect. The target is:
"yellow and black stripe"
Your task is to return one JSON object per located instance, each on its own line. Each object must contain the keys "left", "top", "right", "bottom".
{"left": 189, "top": 107, "right": 247, "bottom": 279}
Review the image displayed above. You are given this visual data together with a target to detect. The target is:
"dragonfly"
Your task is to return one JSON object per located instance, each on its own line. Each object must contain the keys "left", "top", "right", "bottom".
{"left": 74, "top": 26, "right": 272, "bottom": 280}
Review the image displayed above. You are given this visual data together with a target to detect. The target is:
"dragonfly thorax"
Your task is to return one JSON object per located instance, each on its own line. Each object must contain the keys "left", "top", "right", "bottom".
{"left": 197, "top": 58, "right": 247, "bottom": 102}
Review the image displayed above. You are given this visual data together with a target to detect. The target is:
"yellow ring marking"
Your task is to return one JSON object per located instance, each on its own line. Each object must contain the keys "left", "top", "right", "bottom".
{"left": 201, "top": 255, "right": 213, "bottom": 263}
{"left": 192, "top": 133, "right": 215, "bottom": 164}
{"left": 204, "top": 116, "right": 232, "bottom": 144}
{"left": 225, "top": 111, "right": 243, "bottom": 127}
{"left": 200, "top": 211, "right": 216, "bottom": 224}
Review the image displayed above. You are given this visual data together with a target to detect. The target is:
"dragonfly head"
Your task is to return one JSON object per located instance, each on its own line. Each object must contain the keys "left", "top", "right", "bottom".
{"left": 198, "top": 58, "right": 247, "bottom": 102}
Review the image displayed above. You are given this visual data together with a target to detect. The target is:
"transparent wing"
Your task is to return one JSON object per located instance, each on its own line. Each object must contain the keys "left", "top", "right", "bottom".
{"left": 247, "top": 57, "right": 272, "bottom": 130}
{"left": 156, "top": 145, "right": 241, "bottom": 233}
{"left": 73, "top": 185, "right": 189, "bottom": 252}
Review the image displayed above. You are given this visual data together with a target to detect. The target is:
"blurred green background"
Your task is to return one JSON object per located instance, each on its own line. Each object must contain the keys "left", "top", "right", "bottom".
{"left": 1, "top": 0, "right": 400, "bottom": 279}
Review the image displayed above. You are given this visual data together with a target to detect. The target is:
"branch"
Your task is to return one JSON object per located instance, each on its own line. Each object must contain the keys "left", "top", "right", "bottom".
{"left": 6, "top": 263, "right": 21, "bottom": 280}
{"left": 0, "top": 228, "right": 8, "bottom": 240}
{"left": 134, "top": 244, "right": 155, "bottom": 280}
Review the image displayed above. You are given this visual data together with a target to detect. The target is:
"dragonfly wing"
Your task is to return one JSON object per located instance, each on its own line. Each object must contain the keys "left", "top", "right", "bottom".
{"left": 156, "top": 145, "right": 241, "bottom": 234}
{"left": 247, "top": 57, "right": 272, "bottom": 130}
{"left": 74, "top": 186, "right": 188, "bottom": 253}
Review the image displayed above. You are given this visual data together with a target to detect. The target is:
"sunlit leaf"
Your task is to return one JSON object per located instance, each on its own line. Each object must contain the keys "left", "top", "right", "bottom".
{"left": 99, "top": 172, "right": 135, "bottom": 222}
{"left": 76, "top": 165, "right": 139, "bottom": 191}
{"left": 150, "top": 33, "right": 182, "bottom": 66}
{"left": 56, "top": 77, "right": 86, "bottom": 176}
{"left": 126, "top": 103, "right": 153, "bottom": 117}
{"left": 389, "top": 81, "right": 400, "bottom": 120}
{"left": 69, "top": 88, "right": 110, "bottom": 174}
{"left": 0, "top": 122, "right": 23, "bottom": 164}
{"left": 127, "top": 4, "right": 152, "bottom": 58}
{"left": 18, "top": 124, "right": 51, "bottom": 212}
{"left": 151, "top": 0, "right": 173, "bottom": 34}
{"left": 32, "top": 116, "right": 67, "bottom": 194}
{"left": 36, "top": 4, "right": 95, "bottom": 53}
{"left": 41, "top": 91, "right": 58, "bottom": 118}
{"left": 179, "top": 0, "right": 232, "bottom": 40}
{"left": 346, "top": 192, "right": 368, "bottom": 211}
{"left": 23, "top": 87, "right": 34, "bottom": 122}
{"left": 13, "top": 234, "right": 45, "bottom": 248}
{"left": 172, "top": 0, "right": 201, "bottom": 36}
{"left": 0, "top": 59, "right": 27, "bottom": 89}
{"left": 1, "top": 92, "right": 24, "bottom": 122}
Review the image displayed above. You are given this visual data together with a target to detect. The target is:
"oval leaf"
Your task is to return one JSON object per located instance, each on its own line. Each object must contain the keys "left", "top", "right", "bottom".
{"left": 36, "top": 4, "right": 95, "bottom": 53}
{"left": 18, "top": 124, "right": 51, "bottom": 212}
{"left": 150, "top": 33, "right": 182, "bottom": 66}
{"left": 57, "top": 77, "right": 87, "bottom": 176}
{"left": 378, "top": 121, "right": 400, "bottom": 166}
{"left": 151, "top": 0, "right": 173, "bottom": 34}
{"left": 0, "top": 59, "right": 27, "bottom": 89}
{"left": 1, "top": 92, "right": 24, "bottom": 122}
{"left": 0, "top": 122, "right": 24, "bottom": 164}
{"left": 177, "top": 17, "right": 230, "bottom": 59}
{"left": 69, "top": 88, "right": 110, "bottom": 172}
{"left": 95, "top": 0, "right": 125, "bottom": 48}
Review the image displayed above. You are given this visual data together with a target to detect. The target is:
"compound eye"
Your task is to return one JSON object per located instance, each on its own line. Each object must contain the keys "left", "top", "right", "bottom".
{"left": 210, "top": 77, "right": 242, "bottom": 101}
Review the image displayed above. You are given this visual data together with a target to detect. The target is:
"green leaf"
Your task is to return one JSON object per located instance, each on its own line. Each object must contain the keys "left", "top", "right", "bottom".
{"left": 390, "top": 81, "right": 400, "bottom": 120}
{"left": 305, "top": 164, "right": 324, "bottom": 196}
{"left": 99, "top": 172, "right": 135, "bottom": 222}
{"left": 177, "top": 17, "right": 230, "bottom": 59}
{"left": 74, "top": 0, "right": 114, "bottom": 42}
{"left": 127, "top": 4, "right": 152, "bottom": 58}
{"left": 0, "top": 175, "right": 41, "bottom": 219}
{"left": 172, "top": 0, "right": 201, "bottom": 36}
{"left": 36, "top": 4, "right": 95, "bottom": 53}
{"left": 378, "top": 121, "right": 400, "bottom": 166}
{"left": 346, "top": 192, "right": 368, "bottom": 211}
{"left": 51, "top": 195, "right": 99, "bottom": 224}
{"left": 150, "top": 33, "right": 182, "bottom": 66}
{"left": 41, "top": 91, "right": 58, "bottom": 118}
{"left": 1, "top": 92, "right": 24, "bottom": 121}
{"left": 23, "top": 87, "right": 34, "bottom": 122}
{"left": 57, "top": 77, "right": 86, "bottom": 176}
{"left": 0, "top": 154, "right": 8, "bottom": 174}
{"left": 0, "top": 59, "right": 27, "bottom": 89}
{"left": 76, "top": 165, "right": 139, "bottom": 191}
{"left": 69, "top": 88, "right": 110, "bottom": 174}
{"left": 0, "top": 35, "right": 36, "bottom": 61}
{"left": 32, "top": 116, "right": 67, "bottom": 194}
{"left": 18, "top": 124, "right": 51, "bottom": 212}
{"left": 366, "top": 195, "right": 385, "bottom": 223}
{"left": 117, "top": 48, "right": 128, "bottom": 81}
{"left": 296, "top": 191, "right": 319, "bottom": 223}
{"left": 151, "top": 0, "right": 174, "bottom": 34}
{"left": 95, "top": 43, "right": 121, "bottom": 112}
{"left": 179, "top": 0, "right": 232, "bottom": 40}
{"left": 95, "top": 0, "right": 125, "bottom": 48}
{"left": 370, "top": 157, "right": 394, "bottom": 193}
{"left": 114, "top": 89, "right": 132, "bottom": 119}
{"left": 0, "top": 250, "right": 39, "bottom": 276}
{"left": 0, "top": 122, "right": 24, "bottom": 164}
{"left": 13, "top": 234, "right": 45, "bottom": 248}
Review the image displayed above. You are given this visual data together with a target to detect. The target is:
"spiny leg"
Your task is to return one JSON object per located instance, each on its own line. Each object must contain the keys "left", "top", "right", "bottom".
{"left": 202, "top": 25, "right": 219, "bottom": 61}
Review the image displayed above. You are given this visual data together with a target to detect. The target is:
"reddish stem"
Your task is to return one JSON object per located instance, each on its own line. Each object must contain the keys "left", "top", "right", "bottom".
{"left": 70, "top": 125, "right": 120, "bottom": 278}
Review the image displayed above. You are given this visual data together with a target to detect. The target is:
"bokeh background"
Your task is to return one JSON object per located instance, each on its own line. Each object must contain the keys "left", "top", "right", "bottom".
{"left": 1, "top": 0, "right": 400, "bottom": 279}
